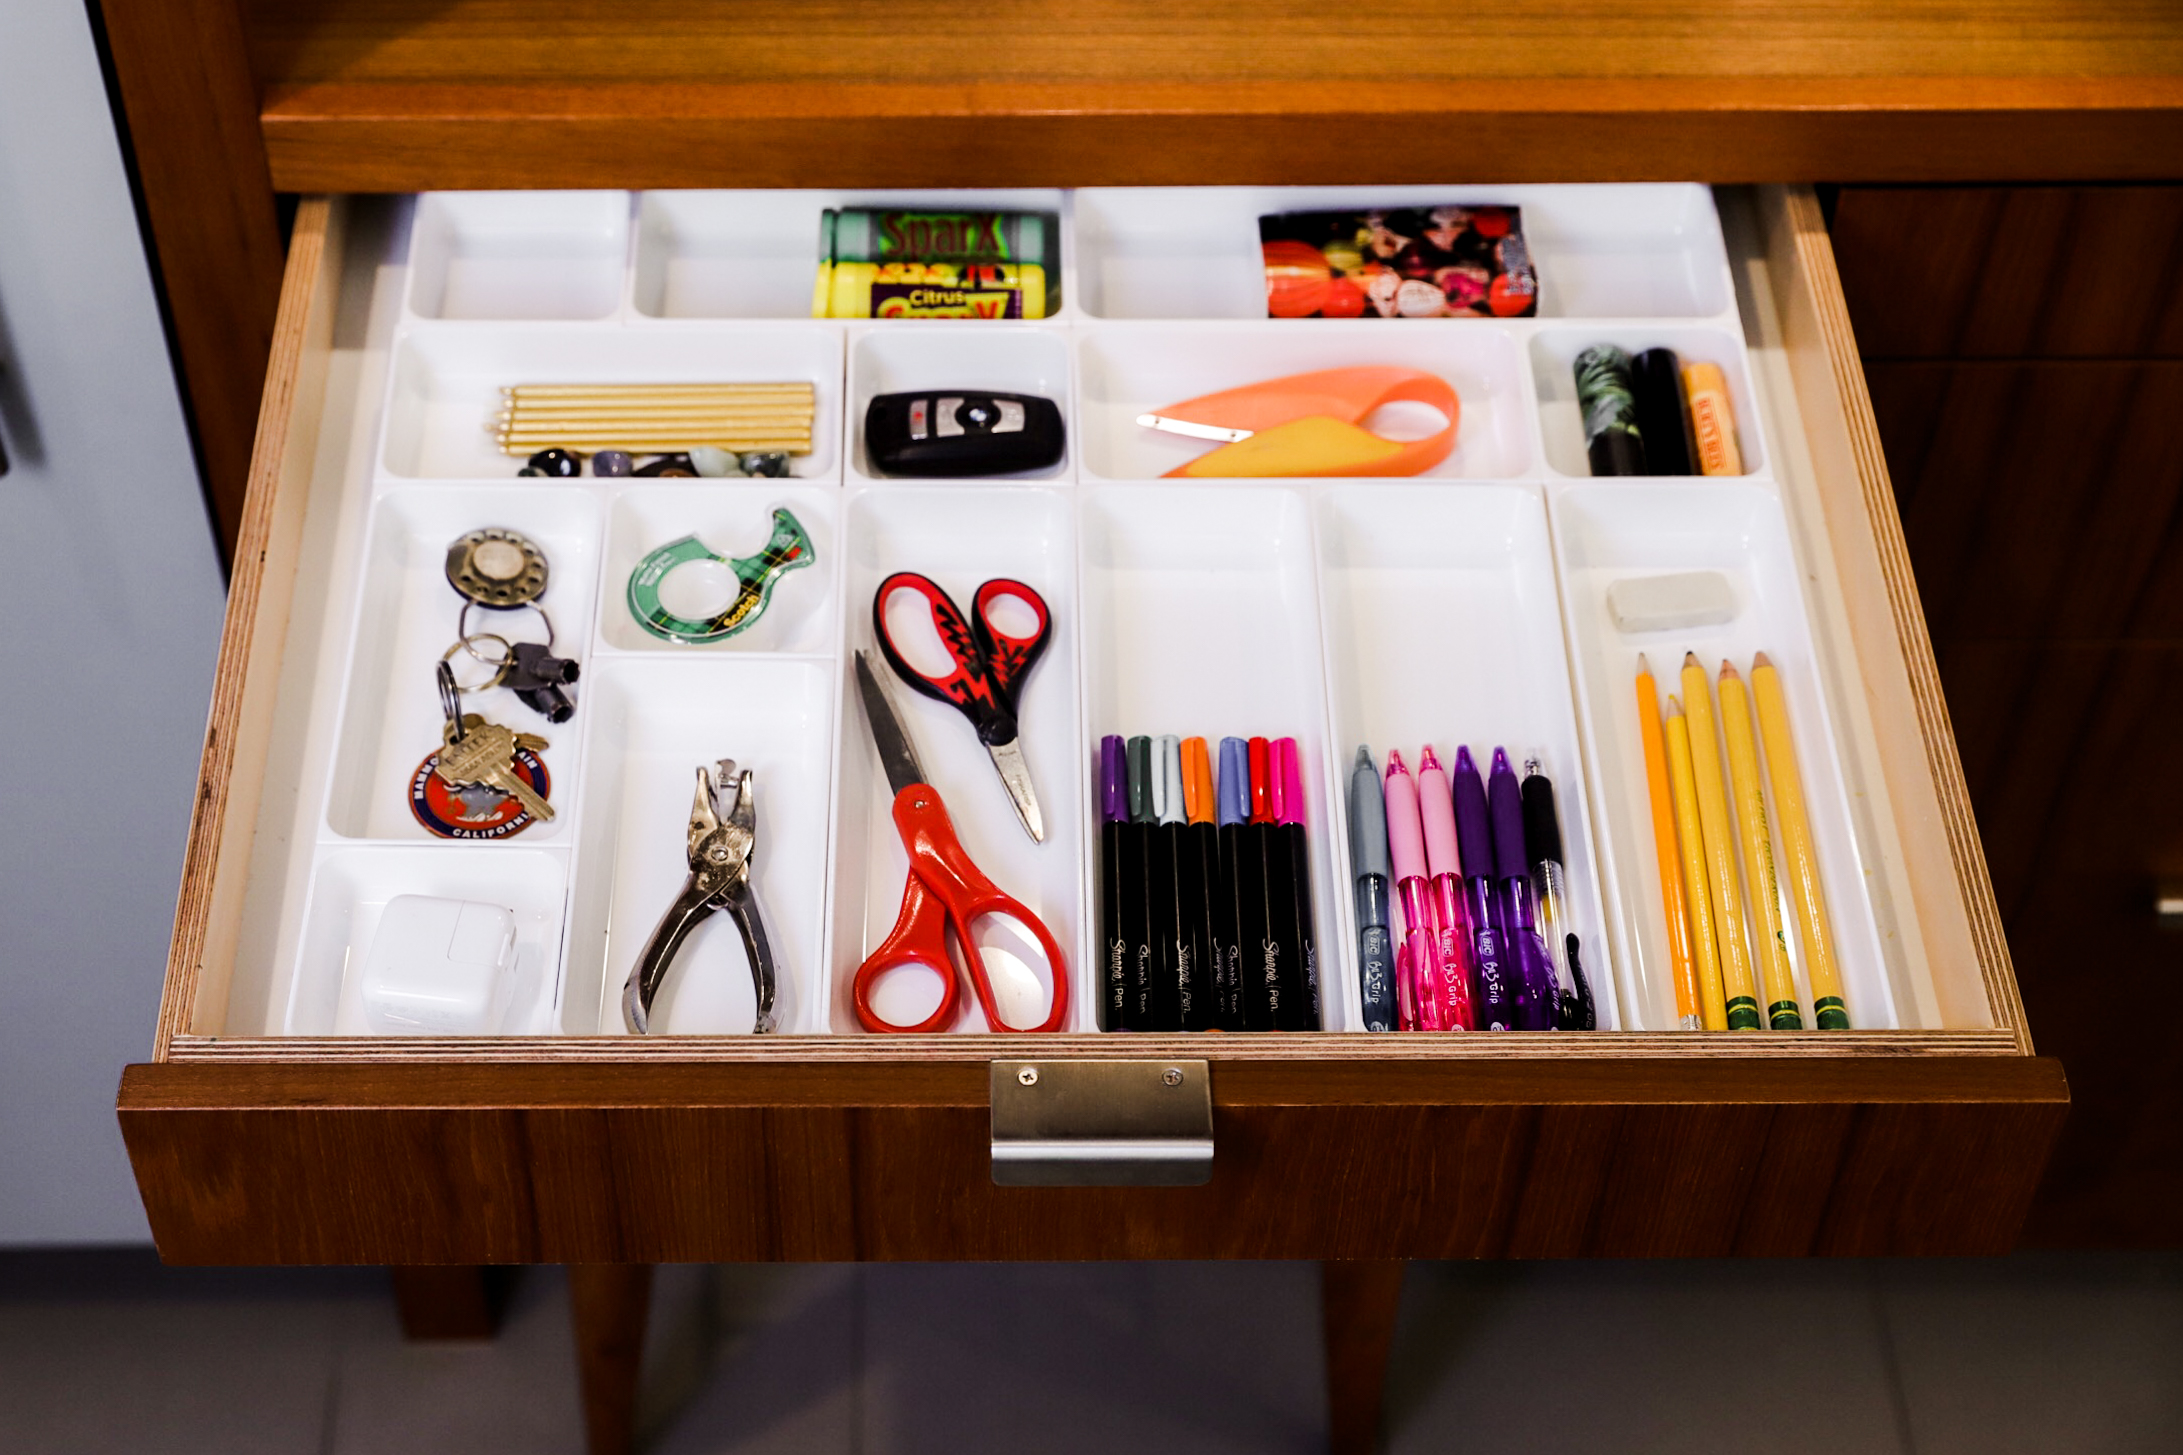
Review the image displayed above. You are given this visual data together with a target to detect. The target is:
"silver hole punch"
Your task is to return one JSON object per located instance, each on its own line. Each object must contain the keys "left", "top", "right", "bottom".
{"left": 622, "top": 759, "right": 778, "bottom": 1035}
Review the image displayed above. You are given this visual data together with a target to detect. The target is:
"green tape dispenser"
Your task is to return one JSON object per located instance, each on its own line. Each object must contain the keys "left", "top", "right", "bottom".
{"left": 627, "top": 507, "right": 815, "bottom": 645}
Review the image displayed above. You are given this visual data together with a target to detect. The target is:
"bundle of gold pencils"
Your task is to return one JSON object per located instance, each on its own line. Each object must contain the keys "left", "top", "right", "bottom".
{"left": 493, "top": 382, "right": 816, "bottom": 455}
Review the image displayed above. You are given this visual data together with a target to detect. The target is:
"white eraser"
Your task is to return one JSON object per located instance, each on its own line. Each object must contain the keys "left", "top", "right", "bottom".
{"left": 1607, "top": 571, "right": 1737, "bottom": 633}
{"left": 360, "top": 895, "right": 518, "bottom": 1035}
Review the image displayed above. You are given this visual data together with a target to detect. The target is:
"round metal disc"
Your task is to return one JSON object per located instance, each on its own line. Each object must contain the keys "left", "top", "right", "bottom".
{"left": 446, "top": 528, "right": 549, "bottom": 608}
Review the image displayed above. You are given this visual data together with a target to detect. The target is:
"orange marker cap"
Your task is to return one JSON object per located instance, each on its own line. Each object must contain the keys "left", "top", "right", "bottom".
{"left": 1181, "top": 737, "right": 1216, "bottom": 824}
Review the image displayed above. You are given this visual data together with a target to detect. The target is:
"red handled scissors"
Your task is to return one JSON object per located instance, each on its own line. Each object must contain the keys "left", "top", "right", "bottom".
{"left": 872, "top": 572, "right": 1050, "bottom": 843}
{"left": 850, "top": 651, "right": 1069, "bottom": 1034}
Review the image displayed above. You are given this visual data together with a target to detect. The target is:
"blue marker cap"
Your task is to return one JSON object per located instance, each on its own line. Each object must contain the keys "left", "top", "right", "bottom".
{"left": 1217, "top": 736, "right": 1250, "bottom": 826}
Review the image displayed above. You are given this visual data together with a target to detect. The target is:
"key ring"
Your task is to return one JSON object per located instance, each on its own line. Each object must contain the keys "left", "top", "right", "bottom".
{"left": 441, "top": 633, "right": 515, "bottom": 693}
{"left": 435, "top": 660, "right": 467, "bottom": 741}
{"left": 459, "top": 600, "right": 556, "bottom": 657}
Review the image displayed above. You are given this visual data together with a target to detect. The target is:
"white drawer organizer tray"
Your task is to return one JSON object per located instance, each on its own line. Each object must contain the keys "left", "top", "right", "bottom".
{"left": 229, "top": 183, "right": 1957, "bottom": 1040}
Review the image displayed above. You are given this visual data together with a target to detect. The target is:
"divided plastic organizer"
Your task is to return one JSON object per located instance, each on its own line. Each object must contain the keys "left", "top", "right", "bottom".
{"left": 243, "top": 183, "right": 1938, "bottom": 1039}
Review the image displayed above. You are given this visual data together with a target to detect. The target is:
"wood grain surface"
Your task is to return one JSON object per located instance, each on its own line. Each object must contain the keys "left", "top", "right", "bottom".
{"left": 96, "top": 0, "right": 286, "bottom": 556}
{"left": 118, "top": 1057, "right": 2068, "bottom": 1264}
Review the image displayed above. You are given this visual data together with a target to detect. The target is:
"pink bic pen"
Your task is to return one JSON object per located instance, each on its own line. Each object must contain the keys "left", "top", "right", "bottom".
{"left": 1382, "top": 750, "right": 1443, "bottom": 1031}
{"left": 1416, "top": 746, "right": 1478, "bottom": 1031}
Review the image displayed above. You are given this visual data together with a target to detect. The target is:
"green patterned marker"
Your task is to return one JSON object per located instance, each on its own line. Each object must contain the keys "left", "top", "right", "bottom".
{"left": 628, "top": 507, "right": 814, "bottom": 644}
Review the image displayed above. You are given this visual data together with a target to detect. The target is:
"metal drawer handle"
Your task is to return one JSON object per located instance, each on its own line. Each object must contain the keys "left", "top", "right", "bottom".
{"left": 990, "top": 1059, "right": 1212, "bottom": 1187}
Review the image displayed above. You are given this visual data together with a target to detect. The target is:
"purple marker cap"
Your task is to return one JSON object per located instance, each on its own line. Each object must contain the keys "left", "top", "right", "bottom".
{"left": 1218, "top": 737, "right": 1250, "bottom": 827}
{"left": 1453, "top": 745, "right": 1492, "bottom": 879}
{"left": 1488, "top": 747, "right": 1527, "bottom": 880}
{"left": 1100, "top": 735, "right": 1128, "bottom": 823}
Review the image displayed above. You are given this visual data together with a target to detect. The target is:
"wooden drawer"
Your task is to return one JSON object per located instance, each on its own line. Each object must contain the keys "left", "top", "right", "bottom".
{"left": 119, "top": 186, "right": 2066, "bottom": 1263}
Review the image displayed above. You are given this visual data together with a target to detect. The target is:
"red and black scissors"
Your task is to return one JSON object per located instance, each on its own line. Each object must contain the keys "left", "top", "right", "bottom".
{"left": 851, "top": 651, "right": 1069, "bottom": 1033}
{"left": 872, "top": 572, "right": 1050, "bottom": 843}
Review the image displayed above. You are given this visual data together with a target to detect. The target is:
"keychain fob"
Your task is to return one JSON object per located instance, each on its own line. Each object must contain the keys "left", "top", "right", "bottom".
{"left": 865, "top": 392, "right": 1064, "bottom": 477}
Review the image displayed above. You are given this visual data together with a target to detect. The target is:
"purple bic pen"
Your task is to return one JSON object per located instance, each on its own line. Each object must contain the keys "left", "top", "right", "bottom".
{"left": 1489, "top": 747, "right": 1558, "bottom": 1030}
{"left": 1453, "top": 746, "right": 1517, "bottom": 1031}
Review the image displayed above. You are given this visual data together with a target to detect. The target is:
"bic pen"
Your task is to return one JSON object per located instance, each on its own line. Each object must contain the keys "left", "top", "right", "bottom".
{"left": 1100, "top": 735, "right": 1131, "bottom": 1031}
{"left": 1180, "top": 737, "right": 1221, "bottom": 1033}
{"left": 1522, "top": 757, "right": 1595, "bottom": 1031}
{"left": 1125, "top": 735, "right": 1159, "bottom": 1029}
{"left": 1452, "top": 746, "right": 1515, "bottom": 1029}
{"left": 1490, "top": 747, "right": 1558, "bottom": 1030}
{"left": 1216, "top": 737, "right": 1253, "bottom": 1030}
{"left": 1348, "top": 746, "right": 1398, "bottom": 1033}
{"left": 1274, "top": 738, "right": 1320, "bottom": 1030}
{"left": 1416, "top": 745, "right": 1478, "bottom": 1031}
{"left": 1247, "top": 736, "right": 1293, "bottom": 1030}
{"left": 1383, "top": 749, "right": 1444, "bottom": 1031}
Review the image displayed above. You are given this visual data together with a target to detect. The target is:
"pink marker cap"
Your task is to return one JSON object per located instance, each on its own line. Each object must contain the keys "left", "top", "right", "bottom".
{"left": 1276, "top": 738, "right": 1307, "bottom": 827}
{"left": 1416, "top": 745, "right": 1462, "bottom": 880}
{"left": 1382, "top": 748, "right": 1427, "bottom": 883}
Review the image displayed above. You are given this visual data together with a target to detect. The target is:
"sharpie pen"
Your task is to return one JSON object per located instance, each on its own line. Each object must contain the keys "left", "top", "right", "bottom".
{"left": 1452, "top": 746, "right": 1516, "bottom": 1030}
{"left": 1274, "top": 739, "right": 1321, "bottom": 1030}
{"left": 1523, "top": 757, "right": 1595, "bottom": 1031}
{"left": 1247, "top": 736, "right": 1292, "bottom": 1030}
{"left": 1416, "top": 745, "right": 1478, "bottom": 1031}
{"left": 1144, "top": 734, "right": 1185, "bottom": 1031}
{"left": 1489, "top": 747, "right": 1558, "bottom": 1030}
{"left": 1383, "top": 749, "right": 1445, "bottom": 1031}
{"left": 1156, "top": 735, "right": 1198, "bottom": 1031}
{"left": 1348, "top": 747, "right": 1398, "bottom": 1032}
{"left": 1100, "top": 735, "right": 1133, "bottom": 1031}
{"left": 1217, "top": 737, "right": 1255, "bottom": 1031}
{"left": 1181, "top": 737, "right": 1220, "bottom": 1033}
{"left": 1126, "top": 735, "right": 1160, "bottom": 1029}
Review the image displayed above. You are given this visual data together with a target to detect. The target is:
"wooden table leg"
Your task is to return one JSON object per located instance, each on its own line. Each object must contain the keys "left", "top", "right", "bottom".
{"left": 569, "top": 1264, "right": 654, "bottom": 1455}
{"left": 390, "top": 1266, "right": 503, "bottom": 1340}
{"left": 1322, "top": 1260, "right": 1407, "bottom": 1455}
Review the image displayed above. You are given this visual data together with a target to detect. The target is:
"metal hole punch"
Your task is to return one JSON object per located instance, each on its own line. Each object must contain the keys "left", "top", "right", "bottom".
{"left": 622, "top": 760, "right": 778, "bottom": 1036}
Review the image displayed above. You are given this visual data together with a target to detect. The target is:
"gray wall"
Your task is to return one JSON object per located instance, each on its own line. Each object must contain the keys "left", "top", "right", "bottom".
{"left": 0, "top": 0, "right": 229, "bottom": 1240}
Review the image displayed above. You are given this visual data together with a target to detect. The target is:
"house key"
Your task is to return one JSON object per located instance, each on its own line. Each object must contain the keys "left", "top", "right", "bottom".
{"left": 436, "top": 715, "right": 555, "bottom": 823}
{"left": 410, "top": 662, "right": 555, "bottom": 838}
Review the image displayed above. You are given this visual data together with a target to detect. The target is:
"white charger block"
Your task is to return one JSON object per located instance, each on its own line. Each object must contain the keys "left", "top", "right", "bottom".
{"left": 360, "top": 895, "right": 519, "bottom": 1034}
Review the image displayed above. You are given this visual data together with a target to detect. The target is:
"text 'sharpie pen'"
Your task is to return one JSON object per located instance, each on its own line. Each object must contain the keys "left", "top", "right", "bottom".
{"left": 1247, "top": 736, "right": 1295, "bottom": 1030}
{"left": 1453, "top": 746, "right": 1514, "bottom": 1030}
{"left": 1100, "top": 735, "right": 1131, "bottom": 1031}
{"left": 1489, "top": 747, "right": 1558, "bottom": 1030}
{"left": 1156, "top": 735, "right": 1196, "bottom": 1031}
{"left": 1663, "top": 696, "right": 1730, "bottom": 1030}
{"left": 1385, "top": 750, "right": 1446, "bottom": 1032}
{"left": 1719, "top": 662, "right": 1803, "bottom": 1029}
{"left": 1522, "top": 757, "right": 1595, "bottom": 1030}
{"left": 1348, "top": 747, "right": 1398, "bottom": 1033}
{"left": 1138, "top": 734, "right": 1184, "bottom": 1032}
{"left": 1216, "top": 737, "right": 1253, "bottom": 1029}
{"left": 1681, "top": 654, "right": 1762, "bottom": 1029}
{"left": 1274, "top": 739, "right": 1321, "bottom": 1030}
{"left": 1125, "top": 735, "right": 1158, "bottom": 1029}
{"left": 1417, "top": 746, "right": 1478, "bottom": 1031}
{"left": 1751, "top": 654, "right": 1849, "bottom": 1028}
{"left": 1636, "top": 655, "right": 1705, "bottom": 1030}
{"left": 1181, "top": 738, "right": 1221, "bottom": 1032}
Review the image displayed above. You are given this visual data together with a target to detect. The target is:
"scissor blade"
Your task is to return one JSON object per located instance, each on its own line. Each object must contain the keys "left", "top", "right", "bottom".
{"left": 1135, "top": 411, "right": 1252, "bottom": 443}
{"left": 987, "top": 738, "right": 1045, "bottom": 843}
{"left": 853, "top": 650, "right": 928, "bottom": 797}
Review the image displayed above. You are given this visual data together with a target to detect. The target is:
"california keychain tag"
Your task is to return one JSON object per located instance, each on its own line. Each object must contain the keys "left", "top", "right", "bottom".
{"left": 408, "top": 745, "right": 553, "bottom": 839}
{"left": 627, "top": 507, "right": 815, "bottom": 645}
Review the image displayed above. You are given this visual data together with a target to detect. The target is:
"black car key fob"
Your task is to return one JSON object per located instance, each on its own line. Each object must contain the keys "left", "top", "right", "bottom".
{"left": 865, "top": 392, "right": 1065, "bottom": 477}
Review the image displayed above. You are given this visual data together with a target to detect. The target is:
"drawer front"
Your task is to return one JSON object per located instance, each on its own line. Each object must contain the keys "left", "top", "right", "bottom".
{"left": 120, "top": 187, "right": 2066, "bottom": 1262}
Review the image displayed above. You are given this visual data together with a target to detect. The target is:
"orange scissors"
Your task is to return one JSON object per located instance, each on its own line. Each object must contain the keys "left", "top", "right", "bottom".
{"left": 1137, "top": 365, "right": 1460, "bottom": 478}
{"left": 850, "top": 651, "right": 1069, "bottom": 1033}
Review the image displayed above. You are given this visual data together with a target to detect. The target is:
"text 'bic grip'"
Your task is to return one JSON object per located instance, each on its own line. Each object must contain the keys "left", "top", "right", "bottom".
{"left": 988, "top": 1059, "right": 1213, "bottom": 1187}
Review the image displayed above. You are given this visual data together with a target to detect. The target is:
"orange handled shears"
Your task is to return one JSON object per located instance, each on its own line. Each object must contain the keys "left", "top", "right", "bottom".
{"left": 1137, "top": 365, "right": 1460, "bottom": 478}
{"left": 849, "top": 651, "right": 1069, "bottom": 1034}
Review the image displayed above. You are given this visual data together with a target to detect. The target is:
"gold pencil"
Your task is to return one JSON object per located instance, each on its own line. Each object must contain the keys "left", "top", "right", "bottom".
{"left": 1720, "top": 661, "right": 1804, "bottom": 1029}
{"left": 1752, "top": 652, "right": 1850, "bottom": 1028}
{"left": 1681, "top": 652, "right": 1761, "bottom": 1029}
{"left": 1663, "top": 695, "right": 1728, "bottom": 1030}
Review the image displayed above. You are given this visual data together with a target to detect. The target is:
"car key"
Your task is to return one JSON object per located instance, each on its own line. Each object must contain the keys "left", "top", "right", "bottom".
{"left": 864, "top": 391, "right": 1065, "bottom": 477}
{"left": 502, "top": 641, "right": 580, "bottom": 723}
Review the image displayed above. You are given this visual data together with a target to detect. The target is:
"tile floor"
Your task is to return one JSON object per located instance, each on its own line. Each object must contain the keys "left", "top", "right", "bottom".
{"left": 0, "top": 1250, "right": 2178, "bottom": 1453}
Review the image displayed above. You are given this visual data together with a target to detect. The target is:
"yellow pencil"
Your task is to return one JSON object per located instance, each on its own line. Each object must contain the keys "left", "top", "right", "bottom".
{"left": 1719, "top": 661, "right": 1804, "bottom": 1029}
{"left": 1681, "top": 653, "right": 1761, "bottom": 1029}
{"left": 1637, "top": 656, "right": 1703, "bottom": 1029}
{"left": 1662, "top": 696, "right": 1728, "bottom": 1030}
{"left": 1752, "top": 652, "right": 1850, "bottom": 1028}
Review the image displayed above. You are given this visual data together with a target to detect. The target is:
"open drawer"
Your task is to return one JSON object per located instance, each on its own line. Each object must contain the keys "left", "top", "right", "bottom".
{"left": 119, "top": 185, "right": 2065, "bottom": 1262}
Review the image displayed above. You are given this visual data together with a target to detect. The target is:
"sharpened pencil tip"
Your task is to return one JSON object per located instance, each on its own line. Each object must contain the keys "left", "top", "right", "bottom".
{"left": 1683, "top": 651, "right": 1700, "bottom": 666}
{"left": 1720, "top": 659, "right": 1740, "bottom": 681}
{"left": 1636, "top": 651, "right": 1651, "bottom": 674}
{"left": 1667, "top": 695, "right": 1685, "bottom": 718}
{"left": 1752, "top": 651, "right": 1772, "bottom": 669}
